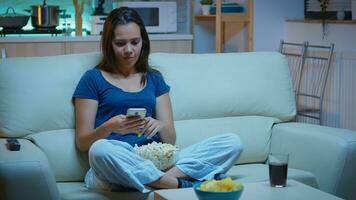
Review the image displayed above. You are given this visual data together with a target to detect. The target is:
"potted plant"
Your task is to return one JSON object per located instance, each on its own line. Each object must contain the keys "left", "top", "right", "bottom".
{"left": 318, "top": 0, "right": 329, "bottom": 38}
{"left": 200, "top": 0, "right": 213, "bottom": 15}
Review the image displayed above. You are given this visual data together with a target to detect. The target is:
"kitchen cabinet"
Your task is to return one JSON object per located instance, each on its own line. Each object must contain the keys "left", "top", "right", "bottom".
{"left": 1, "top": 42, "right": 65, "bottom": 57}
{"left": 194, "top": 0, "right": 254, "bottom": 52}
{"left": 65, "top": 42, "right": 101, "bottom": 54}
{"left": 0, "top": 34, "right": 193, "bottom": 58}
{"left": 65, "top": 40, "right": 192, "bottom": 55}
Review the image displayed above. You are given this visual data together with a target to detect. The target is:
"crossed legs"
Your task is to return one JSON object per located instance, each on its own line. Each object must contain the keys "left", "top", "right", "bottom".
{"left": 147, "top": 133, "right": 243, "bottom": 189}
{"left": 87, "top": 133, "right": 243, "bottom": 192}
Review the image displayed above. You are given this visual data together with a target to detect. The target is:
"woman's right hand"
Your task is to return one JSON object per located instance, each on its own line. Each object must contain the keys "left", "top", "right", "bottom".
{"left": 106, "top": 114, "right": 146, "bottom": 135}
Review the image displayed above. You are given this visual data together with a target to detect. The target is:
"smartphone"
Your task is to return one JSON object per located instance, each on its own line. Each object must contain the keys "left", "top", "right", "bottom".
{"left": 126, "top": 108, "right": 147, "bottom": 118}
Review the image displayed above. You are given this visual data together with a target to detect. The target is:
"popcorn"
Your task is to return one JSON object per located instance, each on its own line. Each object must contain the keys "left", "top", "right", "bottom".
{"left": 133, "top": 142, "right": 179, "bottom": 170}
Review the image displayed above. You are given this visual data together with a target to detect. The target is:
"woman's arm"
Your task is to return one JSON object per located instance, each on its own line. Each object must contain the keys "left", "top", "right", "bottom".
{"left": 154, "top": 93, "right": 176, "bottom": 145}
{"left": 74, "top": 98, "right": 145, "bottom": 151}
{"left": 75, "top": 98, "right": 113, "bottom": 151}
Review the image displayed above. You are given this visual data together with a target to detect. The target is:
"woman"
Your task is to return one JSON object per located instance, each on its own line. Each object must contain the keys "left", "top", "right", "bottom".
{"left": 73, "top": 7, "right": 243, "bottom": 193}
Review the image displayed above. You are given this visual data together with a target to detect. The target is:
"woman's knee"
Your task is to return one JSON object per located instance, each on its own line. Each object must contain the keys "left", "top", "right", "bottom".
{"left": 88, "top": 139, "right": 112, "bottom": 165}
{"left": 88, "top": 139, "right": 133, "bottom": 166}
{"left": 221, "top": 133, "right": 244, "bottom": 155}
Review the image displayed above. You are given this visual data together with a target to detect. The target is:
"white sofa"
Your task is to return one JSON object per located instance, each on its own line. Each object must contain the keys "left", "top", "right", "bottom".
{"left": 0, "top": 52, "right": 355, "bottom": 200}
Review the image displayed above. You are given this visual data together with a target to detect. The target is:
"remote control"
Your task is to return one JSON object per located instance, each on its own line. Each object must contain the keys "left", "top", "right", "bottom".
{"left": 6, "top": 138, "right": 21, "bottom": 151}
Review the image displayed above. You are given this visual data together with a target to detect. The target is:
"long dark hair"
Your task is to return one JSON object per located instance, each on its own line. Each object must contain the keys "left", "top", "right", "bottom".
{"left": 98, "top": 7, "right": 150, "bottom": 85}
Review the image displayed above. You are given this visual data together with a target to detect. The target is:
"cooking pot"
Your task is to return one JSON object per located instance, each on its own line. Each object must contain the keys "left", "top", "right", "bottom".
{"left": 26, "top": 0, "right": 60, "bottom": 28}
{"left": 0, "top": 7, "right": 30, "bottom": 29}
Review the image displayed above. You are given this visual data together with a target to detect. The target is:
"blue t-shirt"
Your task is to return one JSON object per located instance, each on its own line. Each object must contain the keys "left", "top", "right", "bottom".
{"left": 72, "top": 67, "right": 170, "bottom": 146}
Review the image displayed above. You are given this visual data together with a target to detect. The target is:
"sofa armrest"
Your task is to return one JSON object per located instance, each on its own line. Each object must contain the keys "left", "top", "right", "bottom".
{"left": 271, "top": 122, "right": 356, "bottom": 200}
{"left": 0, "top": 138, "right": 60, "bottom": 200}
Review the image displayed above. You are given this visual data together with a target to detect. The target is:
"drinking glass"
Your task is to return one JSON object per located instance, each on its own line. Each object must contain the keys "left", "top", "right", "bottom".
{"left": 268, "top": 153, "right": 289, "bottom": 187}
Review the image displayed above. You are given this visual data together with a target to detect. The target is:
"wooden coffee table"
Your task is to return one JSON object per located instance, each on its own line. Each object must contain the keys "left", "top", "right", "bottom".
{"left": 154, "top": 180, "right": 342, "bottom": 200}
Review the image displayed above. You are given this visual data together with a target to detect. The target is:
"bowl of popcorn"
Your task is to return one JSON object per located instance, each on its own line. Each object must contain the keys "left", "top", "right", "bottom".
{"left": 194, "top": 177, "right": 244, "bottom": 200}
{"left": 133, "top": 142, "right": 179, "bottom": 171}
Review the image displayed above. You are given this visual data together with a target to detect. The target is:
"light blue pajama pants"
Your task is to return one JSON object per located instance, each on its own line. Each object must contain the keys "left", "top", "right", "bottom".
{"left": 85, "top": 133, "right": 243, "bottom": 193}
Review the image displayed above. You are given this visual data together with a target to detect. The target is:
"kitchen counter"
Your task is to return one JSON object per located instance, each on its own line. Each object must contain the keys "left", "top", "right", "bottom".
{"left": 0, "top": 34, "right": 193, "bottom": 43}
{"left": 286, "top": 19, "right": 356, "bottom": 24}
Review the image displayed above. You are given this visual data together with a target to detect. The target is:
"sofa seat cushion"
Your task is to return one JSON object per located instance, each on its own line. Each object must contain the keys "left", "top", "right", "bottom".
{"left": 175, "top": 116, "right": 279, "bottom": 164}
{"left": 57, "top": 182, "right": 152, "bottom": 200}
{"left": 26, "top": 129, "right": 89, "bottom": 182}
{"left": 227, "top": 163, "right": 318, "bottom": 188}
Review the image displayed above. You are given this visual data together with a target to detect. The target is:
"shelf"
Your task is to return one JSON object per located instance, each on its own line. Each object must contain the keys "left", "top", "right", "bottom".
{"left": 286, "top": 19, "right": 356, "bottom": 24}
{"left": 195, "top": 15, "right": 216, "bottom": 21}
{"left": 195, "top": 13, "right": 250, "bottom": 22}
{"left": 194, "top": 0, "right": 254, "bottom": 53}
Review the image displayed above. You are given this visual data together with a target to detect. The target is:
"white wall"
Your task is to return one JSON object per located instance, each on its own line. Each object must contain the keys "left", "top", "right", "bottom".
{"left": 193, "top": 0, "right": 216, "bottom": 53}
{"left": 284, "top": 22, "right": 356, "bottom": 54}
{"left": 283, "top": 22, "right": 356, "bottom": 131}
{"left": 254, "top": 0, "right": 304, "bottom": 51}
{"left": 193, "top": 0, "right": 304, "bottom": 53}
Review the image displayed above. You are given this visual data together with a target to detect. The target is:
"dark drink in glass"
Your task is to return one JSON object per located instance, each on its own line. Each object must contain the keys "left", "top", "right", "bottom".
{"left": 268, "top": 153, "right": 289, "bottom": 187}
{"left": 269, "top": 162, "right": 288, "bottom": 187}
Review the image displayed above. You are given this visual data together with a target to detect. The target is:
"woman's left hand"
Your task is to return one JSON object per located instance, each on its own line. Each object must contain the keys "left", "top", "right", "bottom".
{"left": 143, "top": 117, "right": 164, "bottom": 139}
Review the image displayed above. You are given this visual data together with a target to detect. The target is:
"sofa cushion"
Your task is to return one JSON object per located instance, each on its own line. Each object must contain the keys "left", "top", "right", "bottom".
{"left": 0, "top": 52, "right": 295, "bottom": 138}
{"left": 26, "top": 129, "right": 89, "bottom": 182}
{"left": 24, "top": 116, "right": 278, "bottom": 181}
{"left": 0, "top": 139, "right": 60, "bottom": 199}
{"left": 174, "top": 116, "right": 279, "bottom": 164}
{"left": 0, "top": 52, "right": 101, "bottom": 137}
{"left": 271, "top": 123, "right": 356, "bottom": 197}
{"left": 149, "top": 52, "right": 296, "bottom": 122}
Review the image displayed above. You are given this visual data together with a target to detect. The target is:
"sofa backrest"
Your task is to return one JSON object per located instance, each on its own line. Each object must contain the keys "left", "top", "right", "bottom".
{"left": 150, "top": 52, "right": 296, "bottom": 122}
{"left": 0, "top": 52, "right": 295, "bottom": 138}
{"left": 0, "top": 52, "right": 295, "bottom": 181}
{"left": 0, "top": 52, "right": 101, "bottom": 138}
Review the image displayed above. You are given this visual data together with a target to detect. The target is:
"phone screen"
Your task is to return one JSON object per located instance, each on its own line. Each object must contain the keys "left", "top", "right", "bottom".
{"left": 126, "top": 108, "right": 147, "bottom": 118}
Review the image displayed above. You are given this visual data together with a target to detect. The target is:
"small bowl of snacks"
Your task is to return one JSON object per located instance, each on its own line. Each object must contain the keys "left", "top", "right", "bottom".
{"left": 194, "top": 177, "right": 243, "bottom": 200}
